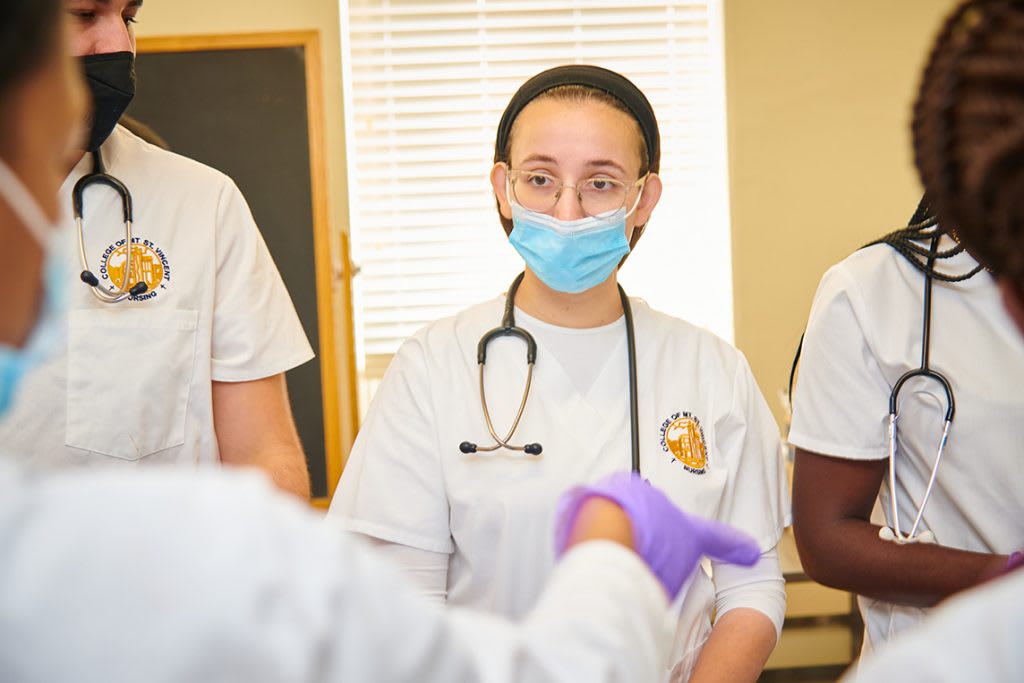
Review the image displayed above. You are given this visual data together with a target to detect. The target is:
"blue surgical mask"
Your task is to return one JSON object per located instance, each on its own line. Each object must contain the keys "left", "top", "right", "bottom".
{"left": 509, "top": 203, "right": 631, "bottom": 294}
{"left": 0, "top": 158, "right": 66, "bottom": 417}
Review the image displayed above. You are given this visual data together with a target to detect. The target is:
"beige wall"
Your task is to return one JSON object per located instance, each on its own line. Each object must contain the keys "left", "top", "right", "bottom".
{"left": 724, "top": 0, "right": 960, "bottom": 426}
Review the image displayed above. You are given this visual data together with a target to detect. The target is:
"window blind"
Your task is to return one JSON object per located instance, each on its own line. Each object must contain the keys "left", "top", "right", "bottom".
{"left": 342, "top": 0, "right": 733, "bottom": 377}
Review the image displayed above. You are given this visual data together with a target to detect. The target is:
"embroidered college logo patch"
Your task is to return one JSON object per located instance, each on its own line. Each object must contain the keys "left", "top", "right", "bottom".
{"left": 99, "top": 237, "right": 170, "bottom": 301}
{"left": 659, "top": 411, "right": 708, "bottom": 474}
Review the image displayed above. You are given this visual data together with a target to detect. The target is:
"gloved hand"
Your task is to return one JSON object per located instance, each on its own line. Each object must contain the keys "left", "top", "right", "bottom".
{"left": 1007, "top": 551, "right": 1024, "bottom": 573}
{"left": 554, "top": 472, "right": 761, "bottom": 599}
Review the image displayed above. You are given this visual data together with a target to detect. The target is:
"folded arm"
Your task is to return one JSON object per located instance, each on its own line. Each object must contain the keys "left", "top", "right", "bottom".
{"left": 792, "top": 448, "right": 1007, "bottom": 606}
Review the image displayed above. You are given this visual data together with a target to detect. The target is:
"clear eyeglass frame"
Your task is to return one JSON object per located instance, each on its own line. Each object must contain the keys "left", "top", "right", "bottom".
{"left": 505, "top": 165, "right": 648, "bottom": 218}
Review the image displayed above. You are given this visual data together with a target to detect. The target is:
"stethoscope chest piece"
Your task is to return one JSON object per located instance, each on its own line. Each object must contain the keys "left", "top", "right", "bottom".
{"left": 877, "top": 525, "right": 936, "bottom": 545}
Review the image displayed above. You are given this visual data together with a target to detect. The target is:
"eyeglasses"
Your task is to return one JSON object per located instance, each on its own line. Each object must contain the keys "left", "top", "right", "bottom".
{"left": 506, "top": 167, "right": 647, "bottom": 218}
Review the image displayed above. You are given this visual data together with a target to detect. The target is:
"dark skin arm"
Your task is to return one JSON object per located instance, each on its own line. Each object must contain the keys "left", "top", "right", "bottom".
{"left": 792, "top": 448, "right": 1007, "bottom": 607}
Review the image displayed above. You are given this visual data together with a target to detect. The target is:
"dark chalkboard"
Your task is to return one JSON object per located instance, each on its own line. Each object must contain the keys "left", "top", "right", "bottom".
{"left": 129, "top": 34, "right": 341, "bottom": 499}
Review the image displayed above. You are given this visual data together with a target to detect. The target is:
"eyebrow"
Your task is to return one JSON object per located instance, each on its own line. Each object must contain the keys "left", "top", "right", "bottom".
{"left": 520, "top": 154, "right": 558, "bottom": 166}
{"left": 519, "top": 155, "right": 628, "bottom": 175}
{"left": 585, "top": 159, "right": 628, "bottom": 175}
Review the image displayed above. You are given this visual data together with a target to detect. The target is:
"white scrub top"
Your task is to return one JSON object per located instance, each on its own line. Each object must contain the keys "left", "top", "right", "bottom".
{"left": 841, "top": 569, "right": 1024, "bottom": 682}
{"left": 331, "top": 295, "right": 790, "bottom": 677}
{"left": 0, "top": 461, "right": 671, "bottom": 682}
{"left": 0, "top": 126, "right": 313, "bottom": 467}
{"left": 790, "top": 239, "right": 1024, "bottom": 651}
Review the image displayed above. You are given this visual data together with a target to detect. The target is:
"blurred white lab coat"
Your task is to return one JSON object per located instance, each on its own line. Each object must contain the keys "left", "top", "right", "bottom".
{"left": 842, "top": 569, "right": 1024, "bottom": 682}
{"left": 0, "top": 462, "right": 669, "bottom": 682}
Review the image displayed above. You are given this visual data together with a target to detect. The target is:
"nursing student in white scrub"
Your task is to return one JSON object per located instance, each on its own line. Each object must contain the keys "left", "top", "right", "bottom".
{"left": 842, "top": 2, "right": 1024, "bottom": 678}
{"left": 788, "top": 0, "right": 1024, "bottom": 656}
{"left": 0, "top": 0, "right": 314, "bottom": 498}
{"left": 0, "top": 5, "right": 765, "bottom": 679}
{"left": 331, "top": 66, "right": 790, "bottom": 683}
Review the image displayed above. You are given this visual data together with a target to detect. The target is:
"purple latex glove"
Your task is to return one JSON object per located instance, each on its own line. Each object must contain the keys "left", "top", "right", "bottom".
{"left": 554, "top": 472, "right": 761, "bottom": 598}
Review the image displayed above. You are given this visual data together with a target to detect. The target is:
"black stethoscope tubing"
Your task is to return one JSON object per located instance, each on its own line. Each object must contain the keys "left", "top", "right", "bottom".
{"left": 460, "top": 272, "right": 642, "bottom": 474}
{"left": 786, "top": 204, "right": 965, "bottom": 543}
{"left": 889, "top": 234, "right": 956, "bottom": 422}
{"left": 883, "top": 232, "right": 956, "bottom": 543}
{"left": 73, "top": 150, "right": 148, "bottom": 301}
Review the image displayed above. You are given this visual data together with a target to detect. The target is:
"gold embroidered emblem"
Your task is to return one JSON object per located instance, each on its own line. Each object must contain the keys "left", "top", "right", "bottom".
{"left": 99, "top": 237, "right": 171, "bottom": 301}
{"left": 106, "top": 243, "right": 164, "bottom": 293}
{"left": 659, "top": 412, "right": 709, "bottom": 474}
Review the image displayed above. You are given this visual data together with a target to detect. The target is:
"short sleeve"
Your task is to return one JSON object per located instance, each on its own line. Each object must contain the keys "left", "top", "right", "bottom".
{"left": 363, "top": 537, "right": 450, "bottom": 604}
{"left": 711, "top": 546, "right": 785, "bottom": 639}
{"left": 789, "top": 265, "right": 890, "bottom": 460}
{"left": 328, "top": 337, "right": 454, "bottom": 554}
{"left": 209, "top": 180, "right": 313, "bottom": 382}
{"left": 714, "top": 354, "right": 790, "bottom": 551}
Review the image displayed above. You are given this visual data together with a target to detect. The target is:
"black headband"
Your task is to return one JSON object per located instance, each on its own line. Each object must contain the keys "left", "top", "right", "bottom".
{"left": 494, "top": 64, "right": 660, "bottom": 174}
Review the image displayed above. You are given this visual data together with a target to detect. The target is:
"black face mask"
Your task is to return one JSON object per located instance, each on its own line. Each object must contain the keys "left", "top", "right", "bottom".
{"left": 81, "top": 52, "right": 137, "bottom": 152}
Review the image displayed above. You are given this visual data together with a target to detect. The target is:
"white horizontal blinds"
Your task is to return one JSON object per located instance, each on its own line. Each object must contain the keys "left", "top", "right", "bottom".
{"left": 344, "top": 0, "right": 731, "bottom": 364}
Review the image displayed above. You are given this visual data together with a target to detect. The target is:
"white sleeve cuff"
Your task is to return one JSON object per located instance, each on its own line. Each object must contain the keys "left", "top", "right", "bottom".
{"left": 712, "top": 546, "right": 786, "bottom": 639}
{"left": 361, "top": 535, "right": 450, "bottom": 604}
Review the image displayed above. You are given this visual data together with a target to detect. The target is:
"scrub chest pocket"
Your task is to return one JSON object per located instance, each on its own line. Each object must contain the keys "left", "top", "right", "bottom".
{"left": 66, "top": 309, "right": 198, "bottom": 460}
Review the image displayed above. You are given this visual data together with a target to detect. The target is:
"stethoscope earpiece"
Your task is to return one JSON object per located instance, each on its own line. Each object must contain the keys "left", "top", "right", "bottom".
{"left": 459, "top": 441, "right": 541, "bottom": 456}
{"left": 79, "top": 270, "right": 148, "bottom": 299}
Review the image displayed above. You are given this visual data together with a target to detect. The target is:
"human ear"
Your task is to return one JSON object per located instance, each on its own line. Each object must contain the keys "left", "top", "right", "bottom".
{"left": 490, "top": 162, "right": 512, "bottom": 220}
{"left": 634, "top": 173, "right": 662, "bottom": 226}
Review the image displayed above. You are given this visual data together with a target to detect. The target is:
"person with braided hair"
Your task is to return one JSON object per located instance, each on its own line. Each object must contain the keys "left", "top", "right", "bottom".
{"left": 836, "top": 1, "right": 1024, "bottom": 678}
{"left": 788, "top": 0, "right": 1024, "bottom": 657}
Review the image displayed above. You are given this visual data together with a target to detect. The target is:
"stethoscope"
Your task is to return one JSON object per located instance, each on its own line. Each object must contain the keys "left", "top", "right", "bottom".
{"left": 72, "top": 149, "right": 148, "bottom": 302}
{"left": 879, "top": 233, "right": 955, "bottom": 545}
{"left": 459, "top": 272, "right": 642, "bottom": 474}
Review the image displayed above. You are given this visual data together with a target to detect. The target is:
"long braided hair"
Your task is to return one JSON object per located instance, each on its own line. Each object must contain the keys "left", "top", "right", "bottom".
{"left": 914, "top": 0, "right": 1024, "bottom": 287}
{"left": 787, "top": 2, "right": 1019, "bottom": 404}
{"left": 861, "top": 195, "right": 984, "bottom": 284}
{"left": 785, "top": 194, "right": 974, "bottom": 406}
